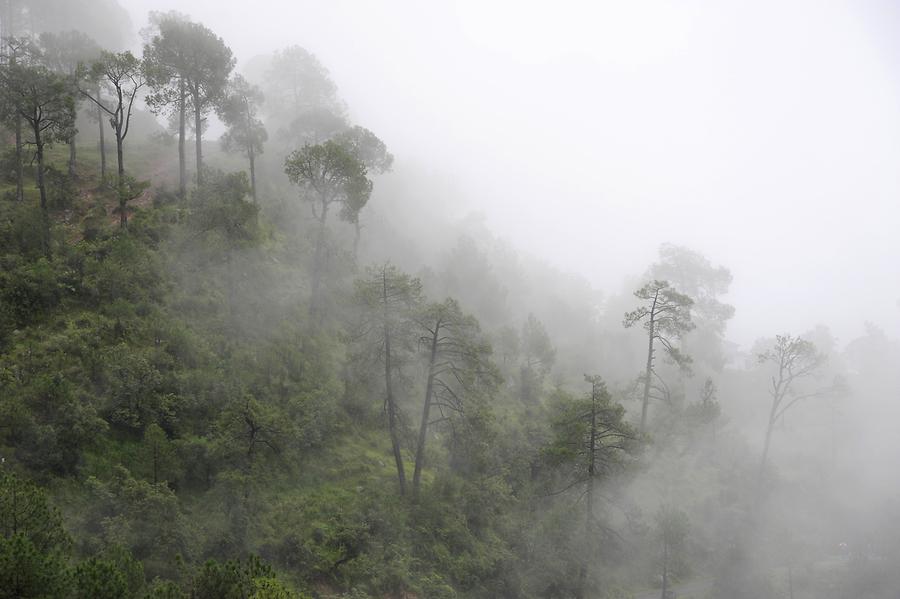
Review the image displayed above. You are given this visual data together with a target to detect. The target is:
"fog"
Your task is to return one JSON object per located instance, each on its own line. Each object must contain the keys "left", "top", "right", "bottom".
{"left": 4, "top": 0, "right": 900, "bottom": 597}
{"left": 117, "top": 0, "right": 900, "bottom": 348}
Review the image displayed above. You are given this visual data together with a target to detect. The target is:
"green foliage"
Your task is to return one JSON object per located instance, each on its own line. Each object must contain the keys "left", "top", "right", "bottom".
{"left": 100, "top": 344, "right": 172, "bottom": 431}
{"left": 191, "top": 555, "right": 294, "bottom": 599}
{"left": 44, "top": 166, "right": 77, "bottom": 209}
{"left": 219, "top": 75, "right": 267, "bottom": 160}
{"left": 284, "top": 140, "right": 372, "bottom": 225}
{"left": 0, "top": 256, "right": 64, "bottom": 326}
{"left": 73, "top": 556, "right": 131, "bottom": 599}
{"left": 0, "top": 534, "right": 70, "bottom": 599}
{"left": 82, "top": 467, "right": 190, "bottom": 578}
{"left": 189, "top": 169, "right": 259, "bottom": 252}
{"left": 624, "top": 279, "right": 694, "bottom": 371}
{"left": 0, "top": 472, "right": 71, "bottom": 552}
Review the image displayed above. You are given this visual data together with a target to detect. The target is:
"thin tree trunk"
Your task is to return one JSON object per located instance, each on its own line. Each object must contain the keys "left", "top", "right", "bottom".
{"left": 10, "top": 47, "right": 23, "bottom": 201}
{"left": 178, "top": 81, "right": 186, "bottom": 198}
{"left": 34, "top": 128, "right": 48, "bottom": 255}
{"left": 640, "top": 290, "right": 660, "bottom": 432}
{"left": 640, "top": 319, "right": 655, "bottom": 432}
{"left": 248, "top": 145, "right": 256, "bottom": 202}
{"left": 114, "top": 123, "right": 126, "bottom": 228}
{"left": 383, "top": 272, "right": 406, "bottom": 495}
{"left": 758, "top": 410, "right": 776, "bottom": 487}
{"left": 309, "top": 202, "right": 328, "bottom": 319}
{"left": 14, "top": 114, "right": 23, "bottom": 201}
{"left": 661, "top": 539, "right": 669, "bottom": 599}
{"left": 413, "top": 325, "right": 440, "bottom": 495}
{"left": 353, "top": 219, "right": 361, "bottom": 262}
{"left": 97, "top": 86, "right": 106, "bottom": 180}
{"left": 194, "top": 100, "right": 203, "bottom": 186}
{"left": 577, "top": 383, "right": 599, "bottom": 599}
{"left": 115, "top": 129, "right": 124, "bottom": 181}
{"left": 68, "top": 134, "right": 76, "bottom": 178}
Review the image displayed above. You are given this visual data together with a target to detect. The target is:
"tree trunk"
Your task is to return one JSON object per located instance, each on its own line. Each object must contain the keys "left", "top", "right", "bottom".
{"left": 248, "top": 145, "right": 256, "bottom": 202}
{"left": 383, "top": 273, "right": 406, "bottom": 496}
{"left": 68, "top": 135, "right": 76, "bottom": 178}
{"left": 194, "top": 100, "right": 203, "bottom": 186}
{"left": 10, "top": 48, "right": 23, "bottom": 202}
{"left": 353, "top": 219, "right": 361, "bottom": 262}
{"left": 661, "top": 538, "right": 669, "bottom": 599}
{"left": 413, "top": 326, "right": 440, "bottom": 495}
{"left": 178, "top": 81, "right": 186, "bottom": 198}
{"left": 577, "top": 383, "right": 599, "bottom": 599}
{"left": 640, "top": 291, "right": 660, "bottom": 433}
{"left": 14, "top": 113, "right": 23, "bottom": 201}
{"left": 640, "top": 318, "right": 655, "bottom": 432}
{"left": 97, "top": 88, "right": 106, "bottom": 180}
{"left": 114, "top": 126, "right": 125, "bottom": 182}
{"left": 758, "top": 410, "right": 777, "bottom": 487}
{"left": 34, "top": 127, "right": 49, "bottom": 255}
{"left": 309, "top": 202, "right": 329, "bottom": 319}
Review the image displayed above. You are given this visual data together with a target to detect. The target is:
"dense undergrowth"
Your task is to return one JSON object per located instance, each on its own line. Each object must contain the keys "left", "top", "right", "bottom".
{"left": 0, "top": 144, "right": 645, "bottom": 599}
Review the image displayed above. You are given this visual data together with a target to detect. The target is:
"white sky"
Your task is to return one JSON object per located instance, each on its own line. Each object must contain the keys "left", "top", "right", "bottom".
{"left": 117, "top": 0, "right": 900, "bottom": 349}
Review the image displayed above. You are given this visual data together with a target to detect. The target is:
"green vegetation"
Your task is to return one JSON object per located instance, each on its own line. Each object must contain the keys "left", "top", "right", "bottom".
{"left": 1, "top": 4, "right": 897, "bottom": 598}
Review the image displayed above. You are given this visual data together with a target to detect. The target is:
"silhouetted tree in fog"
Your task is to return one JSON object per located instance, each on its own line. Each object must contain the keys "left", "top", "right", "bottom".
{"left": 412, "top": 298, "right": 498, "bottom": 496}
{"left": 143, "top": 12, "right": 193, "bottom": 197}
{"left": 353, "top": 264, "right": 423, "bottom": 495}
{"left": 284, "top": 140, "right": 372, "bottom": 316}
{"left": 543, "top": 376, "right": 637, "bottom": 599}
{"left": 756, "top": 334, "right": 832, "bottom": 485}
{"left": 624, "top": 280, "right": 694, "bottom": 432}
{"left": 145, "top": 20, "right": 233, "bottom": 187}
{"left": 218, "top": 74, "right": 267, "bottom": 202}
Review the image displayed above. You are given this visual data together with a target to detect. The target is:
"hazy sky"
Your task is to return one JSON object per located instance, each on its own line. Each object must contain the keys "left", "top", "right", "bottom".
{"left": 119, "top": 0, "right": 900, "bottom": 349}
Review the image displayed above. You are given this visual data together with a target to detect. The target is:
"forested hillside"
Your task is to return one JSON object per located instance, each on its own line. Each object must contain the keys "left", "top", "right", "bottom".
{"left": 2, "top": 2, "right": 900, "bottom": 598}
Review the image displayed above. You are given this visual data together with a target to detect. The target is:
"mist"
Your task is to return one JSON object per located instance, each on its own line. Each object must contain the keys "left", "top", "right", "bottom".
{"left": 119, "top": 0, "right": 900, "bottom": 348}
{"left": 2, "top": 0, "right": 900, "bottom": 597}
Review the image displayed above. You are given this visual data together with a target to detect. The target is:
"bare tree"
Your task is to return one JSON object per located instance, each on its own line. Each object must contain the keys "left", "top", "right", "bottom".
{"left": 756, "top": 334, "right": 833, "bottom": 484}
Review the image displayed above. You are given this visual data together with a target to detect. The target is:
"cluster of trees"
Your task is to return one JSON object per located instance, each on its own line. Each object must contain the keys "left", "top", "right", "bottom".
{"left": 0, "top": 3, "right": 889, "bottom": 598}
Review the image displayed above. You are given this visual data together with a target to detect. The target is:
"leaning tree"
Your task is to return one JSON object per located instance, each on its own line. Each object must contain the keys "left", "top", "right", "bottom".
{"left": 411, "top": 298, "right": 499, "bottom": 495}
